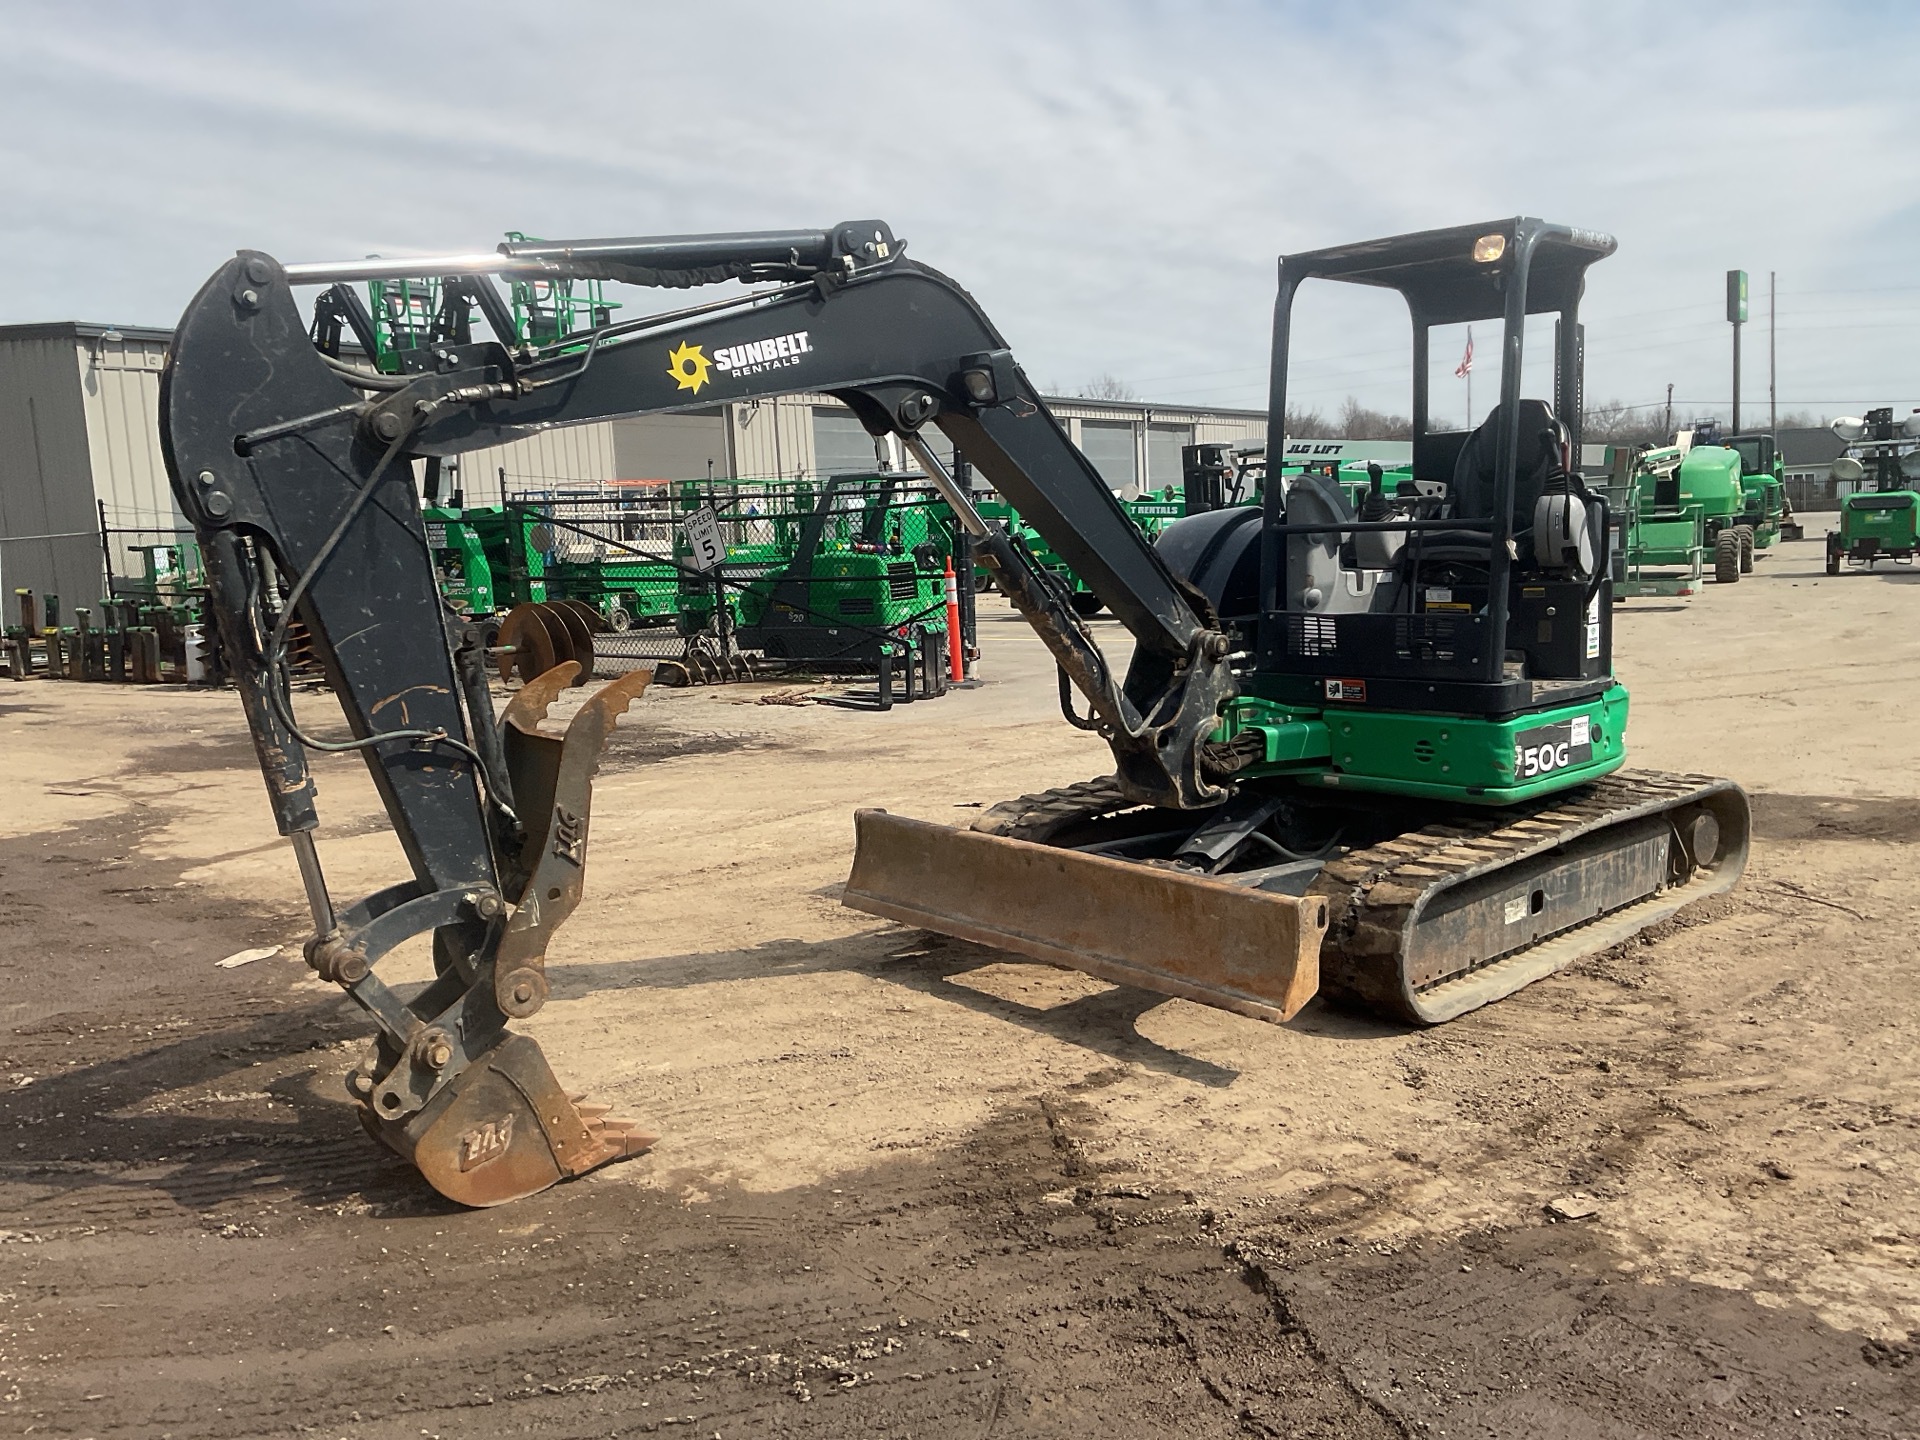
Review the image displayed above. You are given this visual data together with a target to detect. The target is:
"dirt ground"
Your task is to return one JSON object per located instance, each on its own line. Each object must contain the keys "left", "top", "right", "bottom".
{"left": 2, "top": 534, "right": 1917, "bottom": 1438}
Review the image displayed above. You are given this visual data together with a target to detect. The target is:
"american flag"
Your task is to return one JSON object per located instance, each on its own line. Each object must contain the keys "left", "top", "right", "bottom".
{"left": 1454, "top": 329, "right": 1474, "bottom": 379}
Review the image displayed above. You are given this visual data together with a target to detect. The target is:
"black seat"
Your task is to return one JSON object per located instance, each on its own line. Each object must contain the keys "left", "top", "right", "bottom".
{"left": 1447, "top": 400, "right": 1571, "bottom": 564}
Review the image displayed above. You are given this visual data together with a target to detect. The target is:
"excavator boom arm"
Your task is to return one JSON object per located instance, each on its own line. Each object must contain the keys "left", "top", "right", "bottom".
{"left": 159, "top": 222, "right": 1237, "bottom": 1206}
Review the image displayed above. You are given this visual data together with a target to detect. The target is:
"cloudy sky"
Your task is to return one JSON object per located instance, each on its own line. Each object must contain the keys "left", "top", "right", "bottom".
{"left": 4, "top": 0, "right": 1915, "bottom": 427}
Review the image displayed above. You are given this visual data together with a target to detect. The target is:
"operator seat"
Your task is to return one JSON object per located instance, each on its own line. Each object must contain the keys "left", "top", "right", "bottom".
{"left": 1447, "top": 399, "right": 1571, "bottom": 566}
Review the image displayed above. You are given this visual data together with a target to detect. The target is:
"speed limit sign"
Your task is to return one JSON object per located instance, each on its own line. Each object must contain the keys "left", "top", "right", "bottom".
{"left": 683, "top": 504, "right": 725, "bottom": 572}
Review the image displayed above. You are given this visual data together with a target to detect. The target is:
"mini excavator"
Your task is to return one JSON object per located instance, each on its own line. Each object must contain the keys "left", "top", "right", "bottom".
{"left": 161, "top": 218, "right": 1748, "bottom": 1205}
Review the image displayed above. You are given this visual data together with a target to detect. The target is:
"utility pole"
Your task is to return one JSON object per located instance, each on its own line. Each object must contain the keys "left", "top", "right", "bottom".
{"left": 1727, "top": 269, "right": 1748, "bottom": 433}
{"left": 1769, "top": 270, "right": 1777, "bottom": 433}
{"left": 1665, "top": 383, "right": 1673, "bottom": 439}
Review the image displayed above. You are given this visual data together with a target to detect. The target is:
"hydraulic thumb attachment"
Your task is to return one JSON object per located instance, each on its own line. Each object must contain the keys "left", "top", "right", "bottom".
{"left": 311, "top": 665, "right": 657, "bottom": 1207}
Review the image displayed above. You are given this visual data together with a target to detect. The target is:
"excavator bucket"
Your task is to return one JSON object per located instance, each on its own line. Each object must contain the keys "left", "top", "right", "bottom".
{"left": 843, "top": 809, "right": 1328, "bottom": 1022}
{"left": 366, "top": 1033, "right": 656, "bottom": 1208}
{"left": 358, "top": 663, "right": 658, "bottom": 1206}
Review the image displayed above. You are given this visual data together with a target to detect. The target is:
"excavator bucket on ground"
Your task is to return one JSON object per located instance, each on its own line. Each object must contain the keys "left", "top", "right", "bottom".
{"left": 350, "top": 663, "right": 658, "bottom": 1206}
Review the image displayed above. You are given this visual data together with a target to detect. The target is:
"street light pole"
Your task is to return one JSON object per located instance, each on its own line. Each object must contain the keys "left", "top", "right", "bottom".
{"left": 1727, "top": 269, "right": 1749, "bottom": 434}
{"left": 1769, "top": 271, "right": 1777, "bottom": 434}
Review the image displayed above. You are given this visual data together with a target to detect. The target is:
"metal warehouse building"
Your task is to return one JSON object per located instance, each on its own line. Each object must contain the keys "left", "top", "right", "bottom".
{"left": 0, "top": 323, "right": 178, "bottom": 614}
{"left": 0, "top": 318, "right": 1269, "bottom": 609}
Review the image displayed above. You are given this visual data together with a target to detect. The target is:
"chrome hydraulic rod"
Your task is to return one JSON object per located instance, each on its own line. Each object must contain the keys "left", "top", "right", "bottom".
{"left": 900, "top": 434, "right": 990, "bottom": 537}
{"left": 288, "top": 828, "right": 338, "bottom": 939}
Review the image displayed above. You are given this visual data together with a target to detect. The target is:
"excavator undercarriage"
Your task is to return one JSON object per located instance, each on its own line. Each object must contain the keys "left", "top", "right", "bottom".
{"left": 848, "top": 767, "right": 1746, "bottom": 1027}
{"left": 160, "top": 216, "right": 1749, "bottom": 1206}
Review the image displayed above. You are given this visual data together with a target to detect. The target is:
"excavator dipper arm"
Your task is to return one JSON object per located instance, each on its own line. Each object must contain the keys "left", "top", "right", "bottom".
{"left": 160, "top": 222, "right": 1242, "bottom": 1205}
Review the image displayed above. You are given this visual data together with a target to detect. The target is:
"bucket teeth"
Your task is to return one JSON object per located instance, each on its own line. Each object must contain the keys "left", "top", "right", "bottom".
{"left": 586, "top": 1113, "right": 659, "bottom": 1158}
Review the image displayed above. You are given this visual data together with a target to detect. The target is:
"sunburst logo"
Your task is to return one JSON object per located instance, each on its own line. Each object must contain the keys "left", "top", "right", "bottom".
{"left": 666, "top": 341, "right": 711, "bottom": 394}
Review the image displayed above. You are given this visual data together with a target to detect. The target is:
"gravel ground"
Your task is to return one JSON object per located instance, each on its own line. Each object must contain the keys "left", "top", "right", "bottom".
{"left": 1, "top": 535, "right": 1914, "bottom": 1437}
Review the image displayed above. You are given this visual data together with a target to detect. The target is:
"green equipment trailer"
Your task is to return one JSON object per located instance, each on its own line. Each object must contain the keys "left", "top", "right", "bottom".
{"left": 1825, "top": 408, "right": 1920, "bottom": 574}
{"left": 724, "top": 474, "right": 956, "bottom": 698}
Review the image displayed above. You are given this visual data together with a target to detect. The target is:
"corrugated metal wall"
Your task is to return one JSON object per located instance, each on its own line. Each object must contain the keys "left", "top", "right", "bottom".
{"left": 81, "top": 336, "right": 179, "bottom": 534}
{"left": 1193, "top": 415, "right": 1267, "bottom": 447}
{"left": 612, "top": 411, "right": 731, "bottom": 484}
{"left": 0, "top": 335, "right": 100, "bottom": 609}
{"left": 1044, "top": 400, "right": 1267, "bottom": 497}
{"left": 727, "top": 395, "right": 820, "bottom": 481}
{"left": 458, "top": 423, "right": 619, "bottom": 505}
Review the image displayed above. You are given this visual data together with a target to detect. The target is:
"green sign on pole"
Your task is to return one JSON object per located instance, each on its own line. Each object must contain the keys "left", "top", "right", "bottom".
{"left": 1726, "top": 269, "right": 1749, "bottom": 325}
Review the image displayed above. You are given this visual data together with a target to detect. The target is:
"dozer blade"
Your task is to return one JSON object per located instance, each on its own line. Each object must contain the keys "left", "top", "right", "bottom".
{"left": 371, "top": 1033, "right": 656, "bottom": 1208}
{"left": 843, "top": 809, "right": 1329, "bottom": 1022}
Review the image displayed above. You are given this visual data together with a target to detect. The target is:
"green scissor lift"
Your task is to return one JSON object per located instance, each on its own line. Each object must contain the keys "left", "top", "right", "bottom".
{"left": 365, "top": 234, "right": 620, "bottom": 375}
{"left": 423, "top": 503, "right": 551, "bottom": 616}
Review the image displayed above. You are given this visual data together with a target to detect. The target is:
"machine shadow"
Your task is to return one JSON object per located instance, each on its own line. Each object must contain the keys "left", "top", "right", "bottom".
{"left": 545, "top": 928, "right": 1411, "bottom": 1090}
{"left": 4, "top": 933, "right": 1409, "bottom": 1221}
{"left": 0, "top": 998, "right": 451, "bottom": 1222}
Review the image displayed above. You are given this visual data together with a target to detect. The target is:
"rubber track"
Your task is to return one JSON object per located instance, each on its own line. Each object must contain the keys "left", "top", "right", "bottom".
{"left": 970, "top": 769, "right": 1736, "bottom": 1024}
{"left": 1307, "top": 768, "right": 1732, "bottom": 1019}
{"left": 972, "top": 777, "right": 1132, "bottom": 842}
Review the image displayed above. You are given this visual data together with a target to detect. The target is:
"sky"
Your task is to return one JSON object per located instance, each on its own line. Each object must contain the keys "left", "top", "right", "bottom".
{"left": 4, "top": 0, "right": 1917, "bottom": 429}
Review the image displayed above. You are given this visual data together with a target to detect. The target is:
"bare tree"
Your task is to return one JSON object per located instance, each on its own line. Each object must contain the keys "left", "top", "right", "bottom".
{"left": 1283, "top": 406, "right": 1338, "bottom": 439}
{"left": 1076, "top": 373, "right": 1138, "bottom": 402}
{"left": 1336, "top": 396, "right": 1413, "bottom": 440}
{"left": 1772, "top": 410, "right": 1828, "bottom": 431}
{"left": 1580, "top": 399, "right": 1667, "bottom": 448}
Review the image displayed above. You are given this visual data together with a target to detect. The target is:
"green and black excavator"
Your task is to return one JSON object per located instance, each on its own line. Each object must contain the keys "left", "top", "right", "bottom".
{"left": 161, "top": 217, "right": 1748, "bottom": 1205}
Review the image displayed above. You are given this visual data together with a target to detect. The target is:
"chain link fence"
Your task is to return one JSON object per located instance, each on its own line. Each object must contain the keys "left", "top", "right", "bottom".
{"left": 508, "top": 476, "right": 970, "bottom": 680}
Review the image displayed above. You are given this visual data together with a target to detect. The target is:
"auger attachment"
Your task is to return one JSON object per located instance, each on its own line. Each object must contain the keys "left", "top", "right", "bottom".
{"left": 652, "top": 632, "right": 762, "bottom": 687}
{"left": 495, "top": 601, "right": 606, "bottom": 686}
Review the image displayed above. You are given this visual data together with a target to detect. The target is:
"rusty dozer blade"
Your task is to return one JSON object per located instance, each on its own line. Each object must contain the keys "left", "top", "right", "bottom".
{"left": 843, "top": 809, "right": 1329, "bottom": 1022}
{"left": 358, "top": 664, "right": 657, "bottom": 1206}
